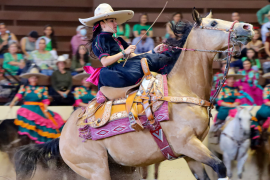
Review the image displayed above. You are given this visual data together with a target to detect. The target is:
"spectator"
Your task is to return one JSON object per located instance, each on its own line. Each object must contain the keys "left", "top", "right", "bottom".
{"left": 245, "top": 29, "right": 263, "bottom": 52}
{"left": 211, "top": 61, "right": 226, "bottom": 98}
{"left": 0, "top": 23, "right": 17, "bottom": 58}
{"left": 257, "top": 1, "right": 270, "bottom": 25}
{"left": 236, "top": 60, "right": 264, "bottom": 105}
{"left": 261, "top": 12, "right": 270, "bottom": 43}
{"left": 9, "top": 67, "right": 65, "bottom": 144}
{"left": 36, "top": 25, "right": 57, "bottom": 51}
{"left": 20, "top": 31, "right": 39, "bottom": 59}
{"left": 241, "top": 48, "right": 261, "bottom": 70}
{"left": 71, "top": 44, "right": 91, "bottom": 75}
{"left": 115, "top": 23, "right": 131, "bottom": 42}
{"left": 3, "top": 40, "right": 25, "bottom": 75}
{"left": 51, "top": 56, "right": 74, "bottom": 106}
{"left": 133, "top": 13, "right": 153, "bottom": 37}
{"left": 165, "top": 12, "right": 182, "bottom": 39}
{"left": 132, "top": 29, "right": 154, "bottom": 54}
{"left": 264, "top": 31, "right": 270, "bottom": 56}
{"left": 231, "top": 12, "right": 241, "bottom": 22}
{"left": 30, "top": 38, "right": 55, "bottom": 76}
{"left": 70, "top": 25, "right": 88, "bottom": 56}
{"left": 73, "top": 73, "right": 96, "bottom": 108}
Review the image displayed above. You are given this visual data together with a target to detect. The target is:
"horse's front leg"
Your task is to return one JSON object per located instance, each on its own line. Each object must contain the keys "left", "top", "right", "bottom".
{"left": 223, "top": 153, "right": 232, "bottom": 179}
{"left": 182, "top": 136, "right": 228, "bottom": 180}
{"left": 184, "top": 157, "right": 210, "bottom": 180}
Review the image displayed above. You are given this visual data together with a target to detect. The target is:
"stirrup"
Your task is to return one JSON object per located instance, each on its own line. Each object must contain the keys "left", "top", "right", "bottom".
{"left": 128, "top": 112, "right": 144, "bottom": 131}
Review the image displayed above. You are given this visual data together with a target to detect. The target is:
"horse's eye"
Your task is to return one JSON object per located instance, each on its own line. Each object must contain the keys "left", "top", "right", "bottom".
{"left": 211, "top": 21, "right": 218, "bottom": 27}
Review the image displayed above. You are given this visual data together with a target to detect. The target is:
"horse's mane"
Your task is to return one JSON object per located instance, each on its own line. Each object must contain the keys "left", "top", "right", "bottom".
{"left": 165, "top": 20, "right": 193, "bottom": 49}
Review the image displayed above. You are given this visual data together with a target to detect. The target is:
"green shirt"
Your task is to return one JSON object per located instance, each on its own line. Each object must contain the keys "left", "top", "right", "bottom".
{"left": 241, "top": 57, "right": 261, "bottom": 69}
{"left": 71, "top": 56, "right": 91, "bottom": 72}
{"left": 257, "top": 5, "right": 270, "bottom": 25}
{"left": 51, "top": 70, "right": 72, "bottom": 91}
{"left": 3, "top": 53, "right": 24, "bottom": 75}
{"left": 116, "top": 24, "right": 131, "bottom": 39}
{"left": 133, "top": 24, "right": 152, "bottom": 35}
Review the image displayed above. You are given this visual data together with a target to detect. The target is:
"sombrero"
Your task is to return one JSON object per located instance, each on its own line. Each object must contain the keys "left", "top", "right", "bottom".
{"left": 56, "top": 55, "right": 67, "bottom": 65}
{"left": 20, "top": 67, "right": 48, "bottom": 80}
{"left": 79, "top": 3, "right": 134, "bottom": 27}
{"left": 73, "top": 72, "right": 90, "bottom": 81}
{"left": 218, "top": 69, "right": 244, "bottom": 80}
{"left": 262, "top": 72, "right": 270, "bottom": 79}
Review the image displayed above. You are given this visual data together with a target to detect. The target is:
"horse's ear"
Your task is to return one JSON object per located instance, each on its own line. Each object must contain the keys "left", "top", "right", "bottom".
{"left": 192, "top": 7, "right": 202, "bottom": 25}
{"left": 205, "top": 10, "right": 212, "bottom": 18}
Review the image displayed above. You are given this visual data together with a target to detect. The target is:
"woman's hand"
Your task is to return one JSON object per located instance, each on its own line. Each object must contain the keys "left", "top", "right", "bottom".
{"left": 154, "top": 44, "right": 166, "bottom": 54}
{"left": 124, "top": 45, "right": 136, "bottom": 55}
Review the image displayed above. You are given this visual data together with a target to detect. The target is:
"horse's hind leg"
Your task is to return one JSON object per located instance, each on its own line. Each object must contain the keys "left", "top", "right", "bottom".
{"left": 182, "top": 137, "right": 228, "bottom": 180}
{"left": 184, "top": 157, "right": 210, "bottom": 180}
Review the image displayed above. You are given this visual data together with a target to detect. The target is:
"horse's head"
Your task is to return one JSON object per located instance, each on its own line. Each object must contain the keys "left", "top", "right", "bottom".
{"left": 235, "top": 107, "right": 253, "bottom": 136}
{"left": 191, "top": 9, "right": 254, "bottom": 51}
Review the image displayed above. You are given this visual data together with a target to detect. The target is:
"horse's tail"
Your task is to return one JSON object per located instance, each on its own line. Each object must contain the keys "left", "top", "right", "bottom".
{"left": 14, "top": 138, "right": 62, "bottom": 180}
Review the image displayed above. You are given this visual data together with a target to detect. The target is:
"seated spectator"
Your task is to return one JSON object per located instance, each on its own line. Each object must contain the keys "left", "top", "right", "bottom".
{"left": 165, "top": 12, "right": 182, "bottom": 40}
{"left": 231, "top": 12, "right": 242, "bottom": 22}
{"left": 71, "top": 44, "right": 91, "bottom": 75}
{"left": 261, "top": 11, "right": 270, "bottom": 43}
{"left": 70, "top": 25, "right": 88, "bottom": 56}
{"left": 115, "top": 23, "right": 130, "bottom": 42}
{"left": 264, "top": 31, "right": 270, "bottom": 57}
{"left": 0, "top": 23, "right": 18, "bottom": 58}
{"left": 257, "top": 1, "right": 270, "bottom": 25}
{"left": 73, "top": 72, "right": 96, "bottom": 108}
{"left": 20, "top": 31, "right": 39, "bottom": 59}
{"left": 51, "top": 56, "right": 74, "bottom": 106}
{"left": 241, "top": 48, "right": 261, "bottom": 70}
{"left": 30, "top": 38, "right": 55, "bottom": 76}
{"left": 36, "top": 25, "right": 57, "bottom": 51}
{"left": 236, "top": 60, "right": 264, "bottom": 105}
{"left": 245, "top": 30, "right": 263, "bottom": 52}
{"left": 132, "top": 29, "right": 154, "bottom": 54}
{"left": 3, "top": 40, "right": 25, "bottom": 75}
{"left": 133, "top": 13, "right": 153, "bottom": 38}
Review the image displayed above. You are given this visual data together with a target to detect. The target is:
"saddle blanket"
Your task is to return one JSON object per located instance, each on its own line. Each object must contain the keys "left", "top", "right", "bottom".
{"left": 79, "top": 75, "right": 169, "bottom": 141}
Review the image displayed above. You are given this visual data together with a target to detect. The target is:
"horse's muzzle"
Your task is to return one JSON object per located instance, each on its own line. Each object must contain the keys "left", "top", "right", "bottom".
{"left": 234, "top": 23, "right": 254, "bottom": 45}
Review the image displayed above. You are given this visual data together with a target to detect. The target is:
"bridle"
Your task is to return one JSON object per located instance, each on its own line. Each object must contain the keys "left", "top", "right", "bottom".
{"left": 165, "top": 20, "right": 240, "bottom": 117}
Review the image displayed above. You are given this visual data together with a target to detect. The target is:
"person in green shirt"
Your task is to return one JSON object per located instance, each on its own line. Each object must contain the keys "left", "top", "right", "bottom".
{"left": 115, "top": 23, "right": 131, "bottom": 42}
{"left": 257, "top": 1, "right": 270, "bottom": 25}
{"left": 35, "top": 24, "right": 57, "bottom": 51}
{"left": 133, "top": 13, "right": 153, "bottom": 37}
{"left": 71, "top": 44, "right": 91, "bottom": 75}
{"left": 3, "top": 40, "right": 25, "bottom": 75}
{"left": 241, "top": 48, "right": 261, "bottom": 70}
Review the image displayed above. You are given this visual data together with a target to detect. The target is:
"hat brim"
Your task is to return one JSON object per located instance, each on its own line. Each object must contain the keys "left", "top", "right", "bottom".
{"left": 73, "top": 73, "right": 90, "bottom": 81}
{"left": 79, "top": 10, "right": 134, "bottom": 27}
{"left": 20, "top": 73, "right": 48, "bottom": 80}
{"left": 262, "top": 72, "right": 270, "bottom": 79}
{"left": 218, "top": 74, "right": 244, "bottom": 80}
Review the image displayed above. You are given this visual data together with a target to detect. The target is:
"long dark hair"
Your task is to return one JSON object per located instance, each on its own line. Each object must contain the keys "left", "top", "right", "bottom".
{"left": 43, "top": 24, "right": 57, "bottom": 49}
{"left": 76, "top": 44, "right": 90, "bottom": 63}
{"left": 246, "top": 48, "right": 258, "bottom": 60}
{"left": 88, "top": 20, "right": 102, "bottom": 58}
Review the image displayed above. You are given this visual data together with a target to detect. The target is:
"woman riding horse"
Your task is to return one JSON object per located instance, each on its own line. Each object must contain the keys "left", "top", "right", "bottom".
{"left": 80, "top": 3, "right": 179, "bottom": 103}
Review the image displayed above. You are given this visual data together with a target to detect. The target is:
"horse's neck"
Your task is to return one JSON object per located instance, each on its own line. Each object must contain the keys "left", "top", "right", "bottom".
{"left": 167, "top": 32, "right": 216, "bottom": 100}
{"left": 224, "top": 115, "right": 249, "bottom": 140}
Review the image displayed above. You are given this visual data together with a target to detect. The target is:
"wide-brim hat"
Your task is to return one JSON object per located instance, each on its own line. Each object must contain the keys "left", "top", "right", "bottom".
{"left": 56, "top": 55, "right": 67, "bottom": 64}
{"left": 262, "top": 72, "right": 270, "bottom": 79}
{"left": 73, "top": 72, "right": 90, "bottom": 81}
{"left": 218, "top": 69, "right": 244, "bottom": 80}
{"left": 79, "top": 3, "right": 134, "bottom": 27}
{"left": 20, "top": 67, "right": 48, "bottom": 80}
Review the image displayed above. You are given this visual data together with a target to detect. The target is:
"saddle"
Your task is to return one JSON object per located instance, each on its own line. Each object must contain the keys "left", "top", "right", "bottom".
{"left": 77, "top": 58, "right": 212, "bottom": 131}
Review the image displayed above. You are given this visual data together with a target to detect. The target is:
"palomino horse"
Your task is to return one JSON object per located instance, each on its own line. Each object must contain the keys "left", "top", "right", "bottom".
{"left": 14, "top": 9, "right": 254, "bottom": 180}
{"left": 209, "top": 107, "right": 252, "bottom": 179}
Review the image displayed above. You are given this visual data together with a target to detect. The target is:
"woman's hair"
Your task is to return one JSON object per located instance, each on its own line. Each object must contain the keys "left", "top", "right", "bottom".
{"left": 43, "top": 24, "right": 57, "bottom": 49}
{"left": 172, "top": 12, "right": 182, "bottom": 20}
{"left": 246, "top": 48, "right": 258, "bottom": 59}
{"left": 8, "top": 40, "right": 18, "bottom": 47}
{"left": 139, "top": 13, "right": 149, "bottom": 24}
{"left": 88, "top": 20, "right": 102, "bottom": 58}
{"left": 76, "top": 44, "right": 89, "bottom": 63}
